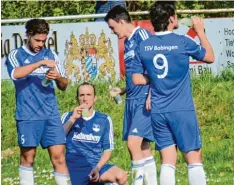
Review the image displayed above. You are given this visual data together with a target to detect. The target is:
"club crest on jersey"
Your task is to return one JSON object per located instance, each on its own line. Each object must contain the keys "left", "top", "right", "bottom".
{"left": 92, "top": 123, "right": 100, "bottom": 132}
{"left": 43, "top": 56, "right": 49, "bottom": 60}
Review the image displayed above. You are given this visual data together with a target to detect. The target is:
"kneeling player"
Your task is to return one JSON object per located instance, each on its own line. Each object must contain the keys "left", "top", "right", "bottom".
{"left": 62, "top": 82, "right": 127, "bottom": 185}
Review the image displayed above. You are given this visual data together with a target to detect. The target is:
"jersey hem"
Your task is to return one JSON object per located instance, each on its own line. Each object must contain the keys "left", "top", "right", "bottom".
{"left": 151, "top": 108, "right": 195, "bottom": 114}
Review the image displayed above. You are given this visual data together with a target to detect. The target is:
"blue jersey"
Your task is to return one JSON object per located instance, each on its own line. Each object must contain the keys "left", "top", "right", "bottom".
{"left": 124, "top": 27, "right": 151, "bottom": 99}
{"left": 6, "top": 46, "right": 66, "bottom": 120}
{"left": 61, "top": 111, "right": 114, "bottom": 167}
{"left": 133, "top": 31, "right": 206, "bottom": 113}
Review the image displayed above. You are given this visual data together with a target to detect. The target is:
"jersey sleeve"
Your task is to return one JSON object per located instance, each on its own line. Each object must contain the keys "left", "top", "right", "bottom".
{"left": 51, "top": 50, "right": 67, "bottom": 78}
{"left": 138, "top": 29, "right": 152, "bottom": 42}
{"left": 5, "top": 49, "right": 21, "bottom": 80}
{"left": 184, "top": 35, "right": 206, "bottom": 61}
{"left": 102, "top": 116, "right": 114, "bottom": 151}
{"left": 131, "top": 29, "right": 151, "bottom": 74}
{"left": 132, "top": 45, "right": 145, "bottom": 74}
{"left": 61, "top": 112, "right": 71, "bottom": 125}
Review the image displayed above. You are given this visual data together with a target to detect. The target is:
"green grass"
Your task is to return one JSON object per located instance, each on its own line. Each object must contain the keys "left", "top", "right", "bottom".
{"left": 1, "top": 71, "right": 234, "bottom": 185}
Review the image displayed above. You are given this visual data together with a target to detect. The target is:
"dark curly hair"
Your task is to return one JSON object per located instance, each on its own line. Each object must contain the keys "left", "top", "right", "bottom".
{"left": 104, "top": 5, "right": 131, "bottom": 23}
{"left": 25, "top": 19, "right": 49, "bottom": 36}
{"left": 150, "top": 1, "right": 176, "bottom": 32}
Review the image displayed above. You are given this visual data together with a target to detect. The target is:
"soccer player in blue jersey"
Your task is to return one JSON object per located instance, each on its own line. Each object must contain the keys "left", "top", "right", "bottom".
{"left": 105, "top": 6, "right": 157, "bottom": 185}
{"left": 61, "top": 82, "right": 127, "bottom": 185}
{"left": 132, "top": 2, "right": 215, "bottom": 185}
{"left": 5, "top": 19, "right": 70, "bottom": 185}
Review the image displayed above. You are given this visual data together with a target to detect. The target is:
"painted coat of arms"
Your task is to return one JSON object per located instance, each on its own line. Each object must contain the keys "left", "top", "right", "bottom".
{"left": 64, "top": 27, "right": 117, "bottom": 83}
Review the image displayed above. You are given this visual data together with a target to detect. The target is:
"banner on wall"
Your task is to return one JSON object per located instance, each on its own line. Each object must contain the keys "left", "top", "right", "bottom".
{"left": 1, "top": 22, "right": 120, "bottom": 83}
{"left": 1, "top": 18, "right": 234, "bottom": 80}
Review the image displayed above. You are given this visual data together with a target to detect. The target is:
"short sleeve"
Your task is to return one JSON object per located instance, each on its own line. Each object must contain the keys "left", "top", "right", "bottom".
{"left": 184, "top": 35, "right": 206, "bottom": 61}
{"left": 132, "top": 45, "right": 145, "bottom": 74}
{"left": 61, "top": 112, "right": 71, "bottom": 125}
{"left": 5, "top": 49, "right": 20, "bottom": 80}
{"left": 138, "top": 29, "right": 152, "bottom": 42}
{"left": 51, "top": 50, "right": 67, "bottom": 78}
{"left": 102, "top": 116, "right": 114, "bottom": 150}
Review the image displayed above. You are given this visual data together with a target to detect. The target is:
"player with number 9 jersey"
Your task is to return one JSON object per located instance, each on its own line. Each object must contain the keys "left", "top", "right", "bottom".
{"left": 134, "top": 32, "right": 206, "bottom": 114}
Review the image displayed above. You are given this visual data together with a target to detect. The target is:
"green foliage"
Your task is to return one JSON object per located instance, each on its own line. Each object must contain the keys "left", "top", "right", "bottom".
{"left": 1, "top": 1, "right": 233, "bottom": 24}
{"left": 1, "top": 71, "right": 234, "bottom": 184}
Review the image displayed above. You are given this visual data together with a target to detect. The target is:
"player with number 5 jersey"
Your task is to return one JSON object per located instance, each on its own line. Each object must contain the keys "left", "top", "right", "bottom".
{"left": 132, "top": 2, "right": 215, "bottom": 185}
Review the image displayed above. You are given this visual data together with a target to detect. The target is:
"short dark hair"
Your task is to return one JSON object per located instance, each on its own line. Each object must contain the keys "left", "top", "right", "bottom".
{"left": 76, "top": 82, "right": 96, "bottom": 99}
{"left": 25, "top": 19, "right": 49, "bottom": 36}
{"left": 150, "top": 1, "right": 176, "bottom": 32}
{"left": 104, "top": 5, "right": 131, "bottom": 23}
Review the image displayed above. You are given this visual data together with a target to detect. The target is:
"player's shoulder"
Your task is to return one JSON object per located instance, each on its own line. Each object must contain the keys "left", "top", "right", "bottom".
{"left": 136, "top": 28, "right": 151, "bottom": 41}
{"left": 95, "top": 111, "right": 112, "bottom": 122}
{"left": 61, "top": 111, "right": 72, "bottom": 124}
{"left": 7, "top": 47, "right": 23, "bottom": 58}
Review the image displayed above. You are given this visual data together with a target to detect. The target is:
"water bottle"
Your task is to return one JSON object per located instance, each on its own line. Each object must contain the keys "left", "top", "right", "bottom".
{"left": 41, "top": 67, "right": 54, "bottom": 87}
{"left": 82, "top": 108, "right": 89, "bottom": 118}
{"left": 109, "top": 85, "right": 122, "bottom": 104}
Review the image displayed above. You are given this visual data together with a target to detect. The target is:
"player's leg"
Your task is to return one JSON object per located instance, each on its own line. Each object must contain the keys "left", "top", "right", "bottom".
{"left": 128, "top": 98, "right": 156, "bottom": 185}
{"left": 140, "top": 106, "right": 157, "bottom": 185}
{"left": 127, "top": 135, "right": 145, "bottom": 185}
{"left": 42, "top": 118, "right": 69, "bottom": 185}
{"left": 66, "top": 154, "right": 92, "bottom": 185}
{"left": 151, "top": 113, "right": 177, "bottom": 185}
{"left": 17, "top": 120, "right": 43, "bottom": 185}
{"left": 184, "top": 149, "right": 206, "bottom": 185}
{"left": 19, "top": 147, "right": 36, "bottom": 185}
{"left": 99, "top": 165, "right": 127, "bottom": 185}
{"left": 167, "top": 111, "right": 206, "bottom": 185}
{"left": 141, "top": 141, "right": 157, "bottom": 185}
{"left": 123, "top": 100, "right": 144, "bottom": 185}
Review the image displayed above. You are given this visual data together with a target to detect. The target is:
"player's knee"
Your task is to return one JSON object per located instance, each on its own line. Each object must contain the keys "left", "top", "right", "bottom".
{"left": 20, "top": 155, "right": 34, "bottom": 166}
{"left": 51, "top": 154, "right": 66, "bottom": 167}
{"left": 116, "top": 170, "right": 128, "bottom": 185}
{"left": 127, "top": 139, "right": 141, "bottom": 152}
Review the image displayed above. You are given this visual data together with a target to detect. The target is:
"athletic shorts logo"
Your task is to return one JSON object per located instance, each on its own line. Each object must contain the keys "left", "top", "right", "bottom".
{"left": 132, "top": 128, "right": 138, "bottom": 133}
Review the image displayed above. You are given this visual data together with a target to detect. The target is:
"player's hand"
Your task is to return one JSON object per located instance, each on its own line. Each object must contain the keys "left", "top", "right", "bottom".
{"left": 89, "top": 167, "right": 99, "bottom": 182}
{"left": 70, "top": 104, "right": 86, "bottom": 122}
{"left": 109, "top": 87, "right": 122, "bottom": 97}
{"left": 40, "top": 59, "right": 56, "bottom": 68}
{"left": 146, "top": 94, "right": 151, "bottom": 111}
{"left": 191, "top": 16, "right": 205, "bottom": 35}
{"left": 45, "top": 67, "right": 61, "bottom": 80}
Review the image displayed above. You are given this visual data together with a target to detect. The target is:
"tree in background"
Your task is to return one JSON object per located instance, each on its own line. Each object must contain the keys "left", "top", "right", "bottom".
{"left": 1, "top": 0, "right": 234, "bottom": 23}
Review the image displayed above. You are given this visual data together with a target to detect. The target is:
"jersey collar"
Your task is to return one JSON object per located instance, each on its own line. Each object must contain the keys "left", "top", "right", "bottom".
{"left": 155, "top": 31, "right": 172, "bottom": 35}
{"left": 22, "top": 45, "right": 38, "bottom": 56}
{"left": 128, "top": 26, "right": 140, "bottom": 40}
{"left": 82, "top": 110, "right": 96, "bottom": 121}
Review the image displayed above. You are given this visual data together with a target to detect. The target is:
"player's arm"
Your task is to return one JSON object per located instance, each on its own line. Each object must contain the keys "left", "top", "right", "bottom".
{"left": 192, "top": 17, "right": 215, "bottom": 63}
{"left": 6, "top": 53, "right": 56, "bottom": 80}
{"left": 89, "top": 116, "right": 114, "bottom": 182}
{"left": 146, "top": 88, "right": 151, "bottom": 111}
{"left": 96, "top": 150, "right": 112, "bottom": 170}
{"left": 62, "top": 106, "right": 85, "bottom": 135}
{"left": 89, "top": 150, "right": 112, "bottom": 182}
{"left": 49, "top": 51, "right": 68, "bottom": 91}
{"left": 110, "top": 87, "right": 126, "bottom": 96}
{"left": 132, "top": 45, "right": 150, "bottom": 85}
{"left": 132, "top": 74, "right": 150, "bottom": 85}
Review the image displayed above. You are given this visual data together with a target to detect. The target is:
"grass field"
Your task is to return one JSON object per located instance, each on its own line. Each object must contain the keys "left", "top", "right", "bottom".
{"left": 1, "top": 71, "right": 234, "bottom": 185}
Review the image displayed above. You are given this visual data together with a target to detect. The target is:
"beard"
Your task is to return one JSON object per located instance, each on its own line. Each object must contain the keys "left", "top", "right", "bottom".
{"left": 27, "top": 38, "right": 43, "bottom": 53}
